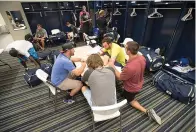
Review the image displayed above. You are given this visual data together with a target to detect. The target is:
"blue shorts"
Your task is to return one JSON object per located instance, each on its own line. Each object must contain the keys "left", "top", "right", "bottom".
{"left": 82, "top": 87, "right": 92, "bottom": 107}
{"left": 18, "top": 48, "right": 38, "bottom": 63}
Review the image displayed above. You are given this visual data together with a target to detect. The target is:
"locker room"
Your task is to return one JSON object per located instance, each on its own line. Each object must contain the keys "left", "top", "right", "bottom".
{"left": 0, "top": 1, "right": 195, "bottom": 132}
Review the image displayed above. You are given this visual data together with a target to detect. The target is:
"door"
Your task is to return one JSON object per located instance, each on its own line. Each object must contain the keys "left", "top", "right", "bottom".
{"left": 25, "top": 12, "right": 45, "bottom": 34}
{"left": 44, "top": 11, "right": 62, "bottom": 35}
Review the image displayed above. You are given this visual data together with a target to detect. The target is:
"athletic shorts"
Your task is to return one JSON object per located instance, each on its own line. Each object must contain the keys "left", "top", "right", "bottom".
{"left": 18, "top": 47, "right": 39, "bottom": 63}
{"left": 123, "top": 90, "right": 138, "bottom": 102}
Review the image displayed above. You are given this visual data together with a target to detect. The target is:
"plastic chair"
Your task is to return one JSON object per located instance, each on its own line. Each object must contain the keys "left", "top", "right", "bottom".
{"left": 83, "top": 33, "right": 98, "bottom": 47}
{"left": 91, "top": 99, "right": 127, "bottom": 132}
{"left": 36, "top": 69, "right": 62, "bottom": 111}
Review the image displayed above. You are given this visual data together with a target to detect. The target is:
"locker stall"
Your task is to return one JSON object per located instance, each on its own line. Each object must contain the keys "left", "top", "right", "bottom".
{"left": 25, "top": 12, "right": 46, "bottom": 34}
{"left": 142, "top": 1, "right": 184, "bottom": 50}
{"left": 112, "top": 1, "right": 127, "bottom": 42}
{"left": 60, "top": 10, "right": 74, "bottom": 32}
{"left": 43, "top": 11, "right": 62, "bottom": 35}
{"left": 166, "top": 4, "right": 195, "bottom": 63}
{"left": 126, "top": 1, "right": 148, "bottom": 44}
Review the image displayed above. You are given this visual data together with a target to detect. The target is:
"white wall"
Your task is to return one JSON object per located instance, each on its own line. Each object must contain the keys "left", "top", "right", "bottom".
{"left": 0, "top": 13, "right": 6, "bottom": 25}
{"left": 0, "top": 1, "right": 31, "bottom": 40}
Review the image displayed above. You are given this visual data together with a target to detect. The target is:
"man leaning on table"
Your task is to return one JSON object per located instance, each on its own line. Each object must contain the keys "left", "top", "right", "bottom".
{"left": 51, "top": 43, "right": 86, "bottom": 104}
{"left": 99, "top": 37, "right": 126, "bottom": 68}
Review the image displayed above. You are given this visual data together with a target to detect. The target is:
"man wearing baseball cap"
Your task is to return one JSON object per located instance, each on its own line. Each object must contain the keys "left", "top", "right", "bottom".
{"left": 51, "top": 42, "right": 86, "bottom": 104}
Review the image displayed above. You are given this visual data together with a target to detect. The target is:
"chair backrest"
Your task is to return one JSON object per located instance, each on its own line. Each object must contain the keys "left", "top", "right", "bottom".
{"left": 51, "top": 29, "right": 61, "bottom": 35}
{"left": 36, "top": 69, "right": 57, "bottom": 95}
{"left": 83, "top": 33, "right": 90, "bottom": 41}
{"left": 91, "top": 99, "right": 127, "bottom": 122}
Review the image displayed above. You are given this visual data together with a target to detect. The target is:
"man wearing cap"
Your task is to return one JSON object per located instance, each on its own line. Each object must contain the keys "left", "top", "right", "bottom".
{"left": 100, "top": 37, "right": 126, "bottom": 68}
{"left": 109, "top": 41, "right": 162, "bottom": 125}
{"left": 51, "top": 42, "right": 86, "bottom": 104}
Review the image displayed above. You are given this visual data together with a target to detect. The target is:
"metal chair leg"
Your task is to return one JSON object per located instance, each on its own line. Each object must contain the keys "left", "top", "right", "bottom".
{"left": 49, "top": 89, "right": 51, "bottom": 98}
{"left": 54, "top": 89, "right": 57, "bottom": 111}
{"left": 92, "top": 112, "right": 95, "bottom": 132}
{"left": 120, "top": 114, "right": 122, "bottom": 132}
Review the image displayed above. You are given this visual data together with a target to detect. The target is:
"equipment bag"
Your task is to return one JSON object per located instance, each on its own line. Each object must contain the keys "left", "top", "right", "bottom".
{"left": 139, "top": 47, "right": 165, "bottom": 71}
{"left": 37, "top": 50, "right": 52, "bottom": 60}
{"left": 48, "top": 50, "right": 60, "bottom": 64}
{"left": 41, "top": 63, "right": 53, "bottom": 76}
{"left": 23, "top": 68, "right": 42, "bottom": 87}
{"left": 152, "top": 70, "right": 195, "bottom": 104}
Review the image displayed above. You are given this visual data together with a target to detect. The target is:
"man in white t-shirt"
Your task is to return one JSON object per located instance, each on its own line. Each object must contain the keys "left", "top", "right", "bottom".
{"left": 5, "top": 40, "right": 41, "bottom": 70}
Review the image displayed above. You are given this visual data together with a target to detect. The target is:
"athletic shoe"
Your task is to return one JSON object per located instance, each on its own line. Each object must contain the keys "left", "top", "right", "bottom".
{"left": 147, "top": 109, "right": 162, "bottom": 125}
{"left": 63, "top": 99, "right": 75, "bottom": 104}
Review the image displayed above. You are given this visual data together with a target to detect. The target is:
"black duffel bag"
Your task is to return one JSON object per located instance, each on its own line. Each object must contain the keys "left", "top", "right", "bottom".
{"left": 152, "top": 70, "right": 195, "bottom": 104}
{"left": 139, "top": 47, "right": 165, "bottom": 71}
{"left": 23, "top": 63, "right": 52, "bottom": 87}
{"left": 48, "top": 50, "right": 61, "bottom": 64}
{"left": 37, "top": 50, "right": 52, "bottom": 60}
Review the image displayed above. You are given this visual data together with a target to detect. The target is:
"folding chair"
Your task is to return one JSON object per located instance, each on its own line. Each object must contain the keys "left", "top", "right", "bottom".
{"left": 36, "top": 69, "right": 62, "bottom": 111}
{"left": 83, "top": 33, "right": 98, "bottom": 47}
{"left": 91, "top": 99, "right": 127, "bottom": 132}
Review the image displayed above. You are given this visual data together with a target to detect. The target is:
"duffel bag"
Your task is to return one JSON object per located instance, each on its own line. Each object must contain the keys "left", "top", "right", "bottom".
{"left": 139, "top": 47, "right": 165, "bottom": 71}
{"left": 37, "top": 50, "right": 52, "bottom": 60}
{"left": 48, "top": 50, "right": 60, "bottom": 64}
{"left": 41, "top": 63, "right": 53, "bottom": 76}
{"left": 23, "top": 68, "right": 42, "bottom": 87}
{"left": 152, "top": 70, "right": 195, "bottom": 104}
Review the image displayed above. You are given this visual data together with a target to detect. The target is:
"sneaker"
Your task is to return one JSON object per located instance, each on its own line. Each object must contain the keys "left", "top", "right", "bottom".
{"left": 147, "top": 109, "right": 162, "bottom": 125}
{"left": 63, "top": 99, "right": 75, "bottom": 104}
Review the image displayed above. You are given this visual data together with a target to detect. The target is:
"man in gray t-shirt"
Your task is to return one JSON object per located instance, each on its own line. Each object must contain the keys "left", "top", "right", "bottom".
{"left": 81, "top": 54, "right": 116, "bottom": 106}
{"left": 34, "top": 24, "right": 48, "bottom": 50}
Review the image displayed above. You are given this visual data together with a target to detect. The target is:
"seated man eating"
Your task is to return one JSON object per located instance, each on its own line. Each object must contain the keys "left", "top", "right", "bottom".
{"left": 99, "top": 37, "right": 126, "bottom": 68}
{"left": 51, "top": 43, "right": 86, "bottom": 104}
{"left": 6, "top": 40, "right": 41, "bottom": 71}
{"left": 81, "top": 54, "right": 117, "bottom": 107}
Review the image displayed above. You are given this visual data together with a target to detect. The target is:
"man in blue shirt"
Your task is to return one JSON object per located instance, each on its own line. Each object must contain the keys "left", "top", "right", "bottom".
{"left": 51, "top": 43, "right": 86, "bottom": 104}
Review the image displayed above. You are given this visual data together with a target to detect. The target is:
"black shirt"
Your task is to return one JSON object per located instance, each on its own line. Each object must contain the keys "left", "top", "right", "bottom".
{"left": 96, "top": 17, "right": 107, "bottom": 31}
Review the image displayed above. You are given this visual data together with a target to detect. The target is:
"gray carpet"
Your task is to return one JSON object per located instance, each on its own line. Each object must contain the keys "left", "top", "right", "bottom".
{"left": 0, "top": 44, "right": 195, "bottom": 132}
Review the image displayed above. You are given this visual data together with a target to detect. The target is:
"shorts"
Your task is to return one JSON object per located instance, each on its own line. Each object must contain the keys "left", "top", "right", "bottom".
{"left": 58, "top": 78, "right": 82, "bottom": 91}
{"left": 123, "top": 90, "right": 138, "bottom": 102}
{"left": 18, "top": 47, "right": 39, "bottom": 63}
{"left": 82, "top": 87, "right": 92, "bottom": 107}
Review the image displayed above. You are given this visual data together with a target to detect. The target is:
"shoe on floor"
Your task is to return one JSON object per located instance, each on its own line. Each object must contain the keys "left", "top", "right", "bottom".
{"left": 147, "top": 109, "right": 162, "bottom": 125}
{"left": 63, "top": 99, "right": 75, "bottom": 104}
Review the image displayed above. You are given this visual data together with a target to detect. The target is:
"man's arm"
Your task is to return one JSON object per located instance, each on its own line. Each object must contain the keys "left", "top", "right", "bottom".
{"left": 109, "top": 63, "right": 131, "bottom": 81}
{"left": 71, "top": 62, "right": 86, "bottom": 76}
{"left": 29, "top": 56, "right": 40, "bottom": 68}
{"left": 70, "top": 57, "right": 81, "bottom": 62}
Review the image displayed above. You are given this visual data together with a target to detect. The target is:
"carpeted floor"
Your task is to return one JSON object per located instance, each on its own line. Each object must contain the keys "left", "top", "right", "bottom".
{"left": 0, "top": 43, "right": 195, "bottom": 132}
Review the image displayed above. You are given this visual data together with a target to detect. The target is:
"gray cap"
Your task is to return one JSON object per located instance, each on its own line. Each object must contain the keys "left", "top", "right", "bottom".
{"left": 62, "top": 42, "right": 74, "bottom": 51}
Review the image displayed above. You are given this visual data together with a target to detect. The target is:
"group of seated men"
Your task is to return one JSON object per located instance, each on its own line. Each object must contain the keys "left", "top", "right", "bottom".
{"left": 5, "top": 31, "right": 162, "bottom": 125}
{"left": 51, "top": 37, "right": 162, "bottom": 125}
